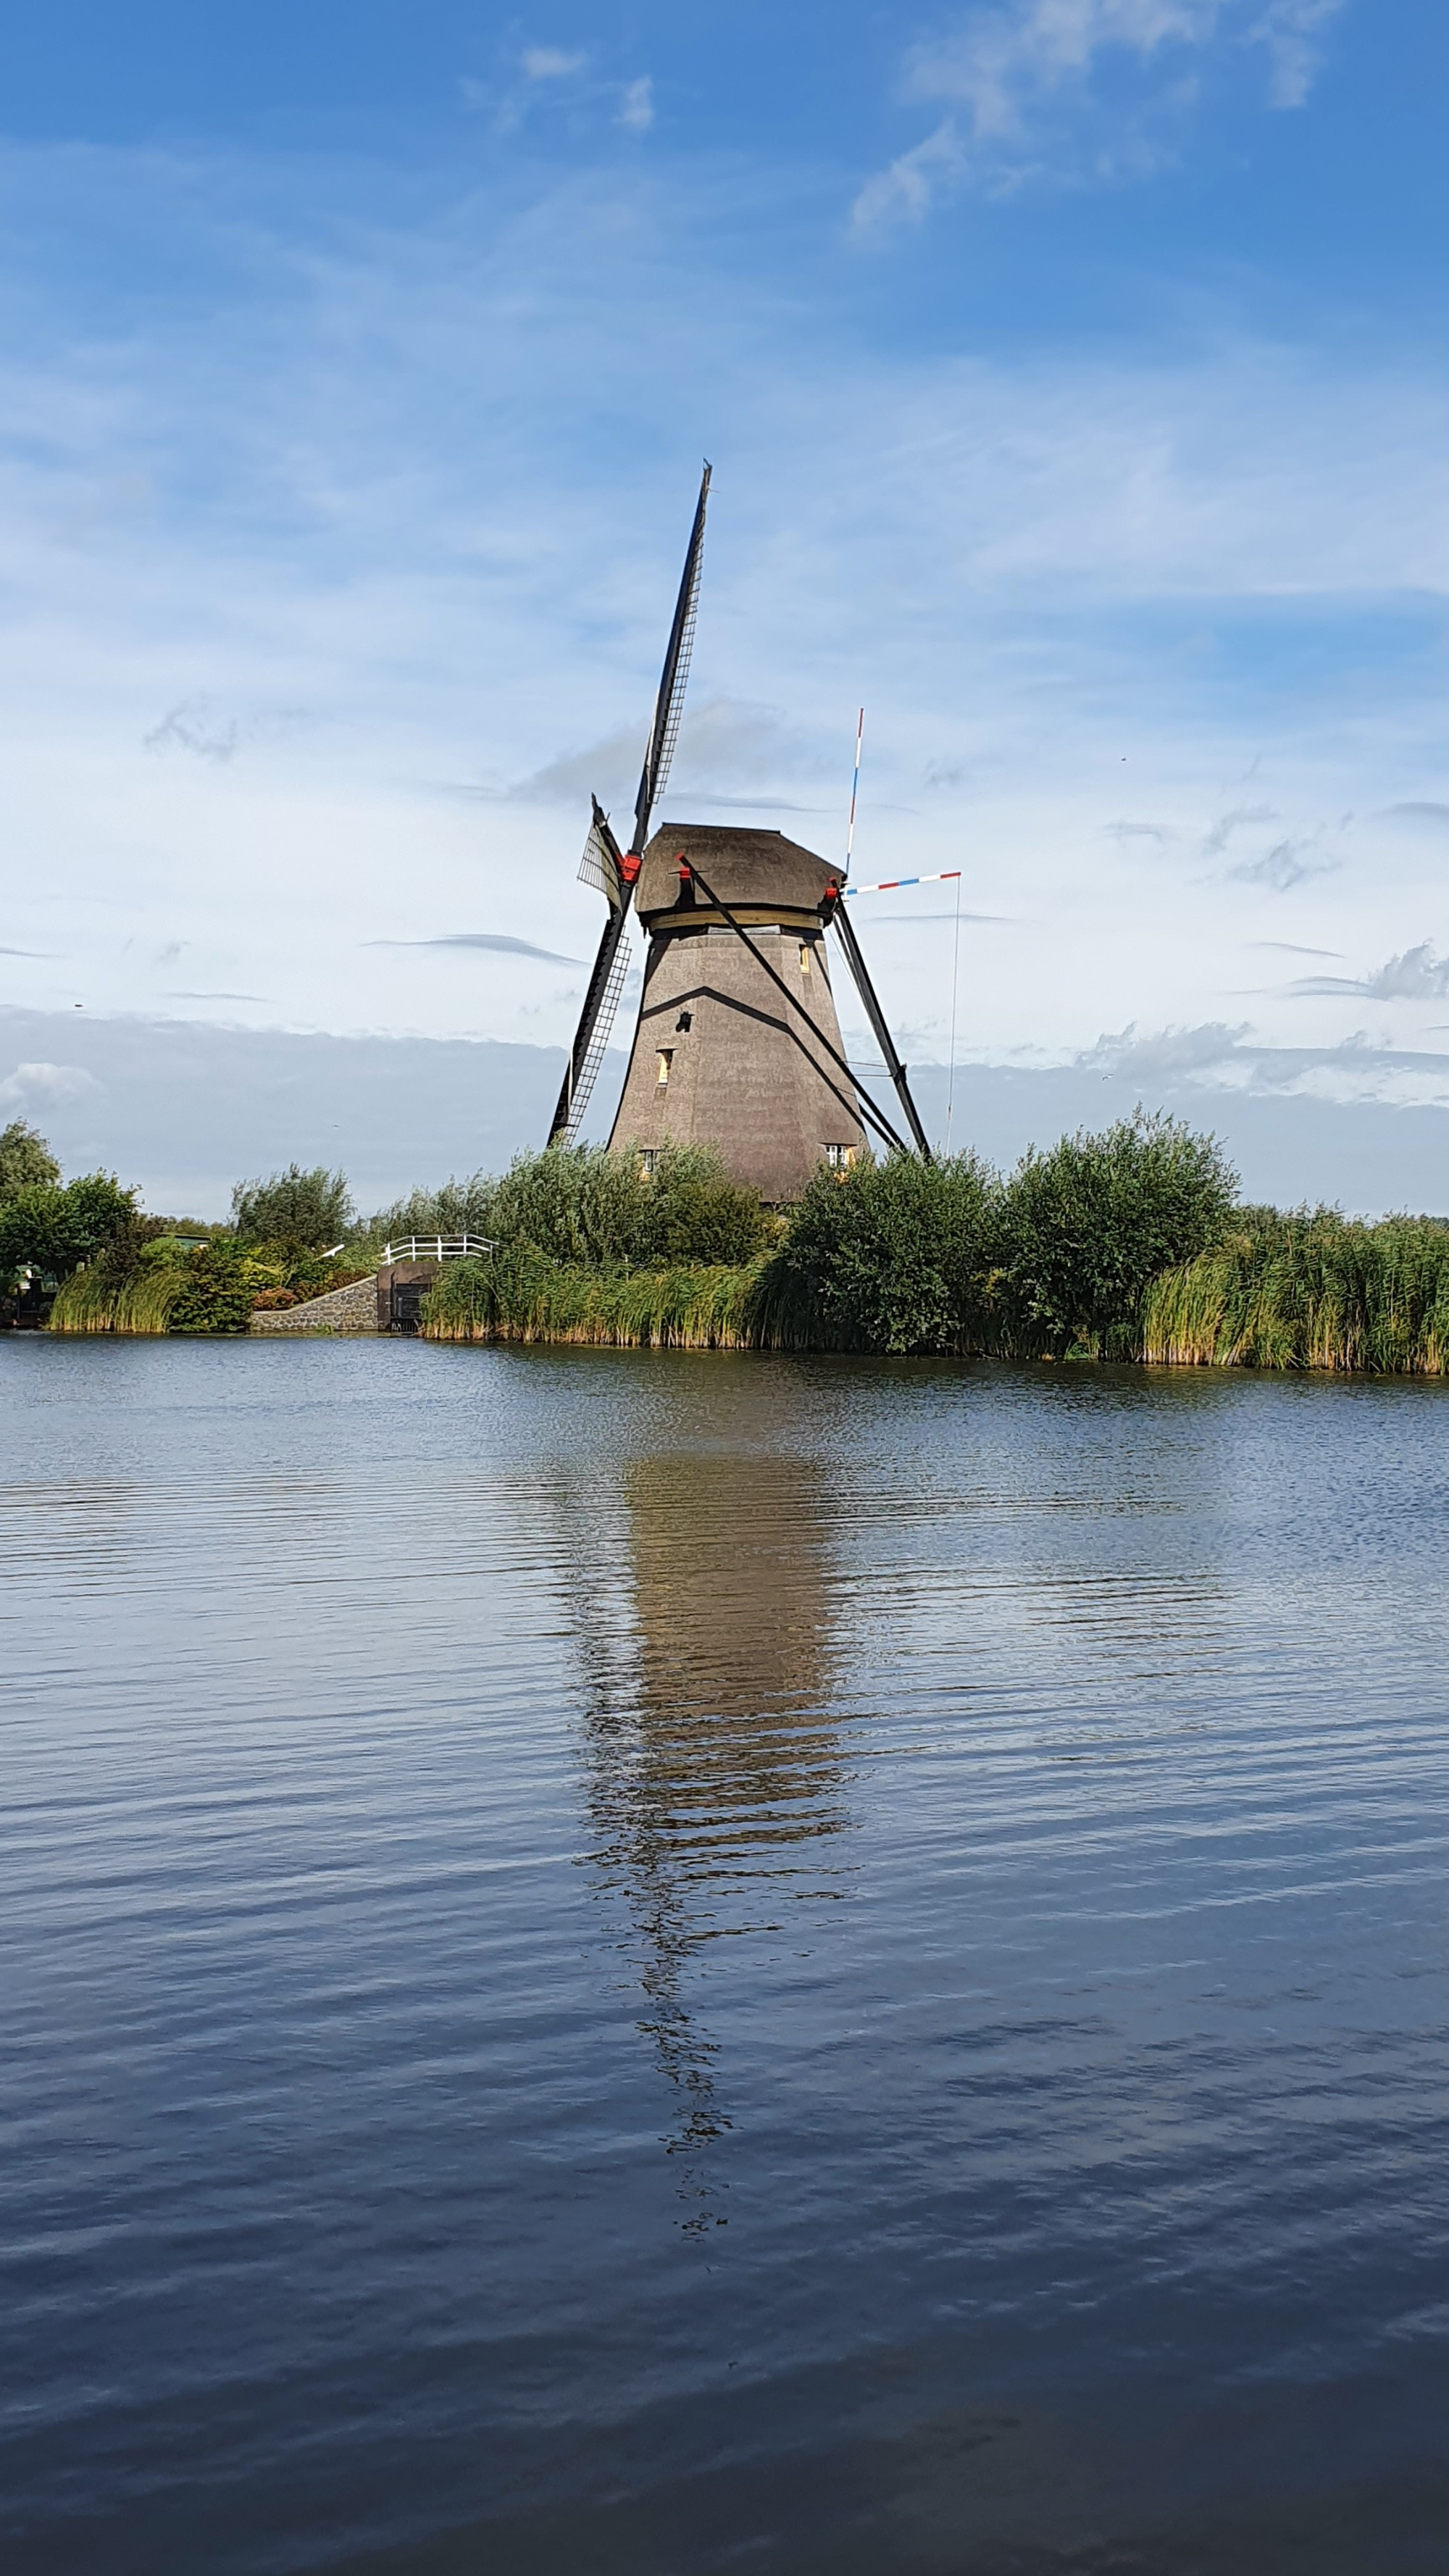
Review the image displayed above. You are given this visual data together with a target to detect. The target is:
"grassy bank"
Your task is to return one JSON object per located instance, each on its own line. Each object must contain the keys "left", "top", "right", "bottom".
{"left": 422, "top": 1248, "right": 762, "bottom": 1349}
{"left": 49, "top": 1266, "right": 184, "bottom": 1334}
{"left": 1141, "top": 1212, "right": 1449, "bottom": 1375}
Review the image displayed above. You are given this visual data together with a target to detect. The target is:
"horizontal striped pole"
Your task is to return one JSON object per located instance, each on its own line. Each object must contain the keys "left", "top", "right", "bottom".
{"left": 843, "top": 870, "right": 962, "bottom": 898}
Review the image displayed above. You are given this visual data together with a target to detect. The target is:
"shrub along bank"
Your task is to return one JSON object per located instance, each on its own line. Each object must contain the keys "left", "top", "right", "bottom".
{"left": 423, "top": 1123, "right": 1449, "bottom": 1374}
{"left": 12, "top": 1118, "right": 1449, "bottom": 1372}
{"left": 429, "top": 1117, "right": 1241, "bottom": 1362}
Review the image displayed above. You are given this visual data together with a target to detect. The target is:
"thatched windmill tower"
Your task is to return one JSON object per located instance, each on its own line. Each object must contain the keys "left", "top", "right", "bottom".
{"left": 548, "top": 469, "right": 931, "bottom": 1201}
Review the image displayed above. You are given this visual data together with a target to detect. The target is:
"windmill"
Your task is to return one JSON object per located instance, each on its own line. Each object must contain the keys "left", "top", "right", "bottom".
{"left": 548, "top": 468, "right": 932, "bottom": 1201}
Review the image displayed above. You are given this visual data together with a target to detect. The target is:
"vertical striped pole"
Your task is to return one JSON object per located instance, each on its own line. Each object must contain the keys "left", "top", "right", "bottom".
{"left": 845, "top": 708, "right": 864, "bottom": 875}
{"left": 945, "top": 868, "right": 961, "bottom": 1158}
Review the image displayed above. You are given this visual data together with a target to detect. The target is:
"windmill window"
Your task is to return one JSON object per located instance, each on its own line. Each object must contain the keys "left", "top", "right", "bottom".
{"left": 639, "top": 1150, "right": 657, "bottom": 1177}
{"left": 656, "top": 1050, "right": 673, "bottom": 1088}
{"left": 824, "top": 1144, "right": 856, "bottom": 1175}
{"left": 798, "top": 943, "right": 811, "bottom": 975}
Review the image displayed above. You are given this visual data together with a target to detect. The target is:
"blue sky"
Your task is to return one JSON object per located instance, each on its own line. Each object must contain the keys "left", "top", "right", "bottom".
{"left": 4, "top": 1, "right": 1449, "bottom": 1201}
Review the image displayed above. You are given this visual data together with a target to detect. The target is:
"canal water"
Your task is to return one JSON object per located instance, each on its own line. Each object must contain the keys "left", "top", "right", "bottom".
{"left": 4, "top": 1337, "right": 1449, "bottom": 2572}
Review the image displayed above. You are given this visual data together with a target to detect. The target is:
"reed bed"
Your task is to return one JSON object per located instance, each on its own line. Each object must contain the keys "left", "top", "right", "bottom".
{"left": 48, "top": 1267, "right": 186, "bottom": 1334}
{"left": 1141, "top": 1214, "right": 1449, "bottom": 1375}
{"left": 424, "top": 1250, "right": 764, "bottom": 1349}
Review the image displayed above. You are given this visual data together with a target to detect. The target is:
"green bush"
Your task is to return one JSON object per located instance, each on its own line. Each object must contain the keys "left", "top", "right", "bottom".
{"left": 0, "top": 1120, "right": 61, "bottom": 1196}
{"left": 164, "top": 1242, "right": 264, "bottom": 1335}
{"left": 995, "top": 1111, "right": 1239, "bottom": 1359}
{"left": 230, "top": 1164, "right": 354, "bottom": 1246}
{"left": 370, "top": 1172, "right": 498, "bottom": 1244}
{"left": 753, "top": 1152, "right": 998, "bottom": 1354}
{"left": 0, "top": 1174, "right": 140, "bottom": 1285}
{"left": 388, "top": 1143, "right": 770, "bottom": 1271}
{"left": 632, "top": 1153, "right": 772, "bottom": 1265}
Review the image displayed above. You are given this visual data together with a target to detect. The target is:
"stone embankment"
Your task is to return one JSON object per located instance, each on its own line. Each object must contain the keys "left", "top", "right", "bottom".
{"left": 250, "top": 1274, "right": 380, "bottom": 1334}
{"left": 249, "top": 1261, "right": 440, "bottom": 1335}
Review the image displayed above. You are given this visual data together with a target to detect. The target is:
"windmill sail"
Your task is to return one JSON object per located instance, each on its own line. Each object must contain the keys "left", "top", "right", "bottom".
{"left": 551, "top": 801, "right": 630, "bottom": 1146}
{"left": 548, "top": 466, "right": 711, "bottom": 1149}
{"left": 577, "top": 807, "right": 623, "bottom": 909}
{"left": 561, "top": 924, "right": 633, "bottom": 1139}
{"left": 632, "top": 462, "right": 711, "bottom": 856}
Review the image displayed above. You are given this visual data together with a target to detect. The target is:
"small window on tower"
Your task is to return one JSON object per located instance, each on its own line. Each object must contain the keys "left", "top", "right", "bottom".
{"left": 656, "top": 1049, "right": 673, "bottom": 1088}
{"left": 798, "top": 942, "right": 811, "bottom": 975}
{"left": 824, "top": 1143, "right": 856, "bottom": 1175}
{"left": 639, "top": 1150, "right": 657, "bottom": 1178}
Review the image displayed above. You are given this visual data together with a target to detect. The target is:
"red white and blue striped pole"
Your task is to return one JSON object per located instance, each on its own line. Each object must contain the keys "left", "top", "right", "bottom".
{"left": 845, "top": 707, "right": 864, "bottom": 875}
{"left": 843, "top": 870, "right": 963, "bottom": 898}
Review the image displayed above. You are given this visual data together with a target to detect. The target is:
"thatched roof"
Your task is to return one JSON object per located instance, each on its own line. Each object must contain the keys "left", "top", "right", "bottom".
{"left": 635, "top": 822, "right": 840, "bottom": 925}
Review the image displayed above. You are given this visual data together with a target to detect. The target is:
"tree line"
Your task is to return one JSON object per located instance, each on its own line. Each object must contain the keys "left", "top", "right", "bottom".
{"left": 6, "top": 1112, "right": 1448, "bottom": 1371}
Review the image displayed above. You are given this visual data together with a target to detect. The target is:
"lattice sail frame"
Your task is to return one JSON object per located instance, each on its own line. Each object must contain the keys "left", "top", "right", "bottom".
{"left": 560, "top": 924, "right": 633, "bottom": 1143}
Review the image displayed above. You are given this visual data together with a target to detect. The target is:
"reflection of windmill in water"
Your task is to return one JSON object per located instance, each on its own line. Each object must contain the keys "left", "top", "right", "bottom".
{"left": 548, "top": 465, "right": 933, "bottom": 1201}
{"left": 556, "top": 1445, "right": 853, "bottom": 2223}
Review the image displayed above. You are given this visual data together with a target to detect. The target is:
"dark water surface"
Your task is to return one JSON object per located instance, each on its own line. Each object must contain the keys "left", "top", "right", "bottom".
{"left": 4, "top": 1338, "right": 1449, "bottom": 2573}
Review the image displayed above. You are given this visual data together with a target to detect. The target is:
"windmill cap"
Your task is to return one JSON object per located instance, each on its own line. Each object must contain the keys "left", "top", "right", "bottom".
{"left": 636, "top": 823, "right": 842, "bottom": 927}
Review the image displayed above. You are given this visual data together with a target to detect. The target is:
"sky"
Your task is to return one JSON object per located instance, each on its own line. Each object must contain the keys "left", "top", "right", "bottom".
{"left": 3, "top": 0, "right": 1448, "bottom": 1212}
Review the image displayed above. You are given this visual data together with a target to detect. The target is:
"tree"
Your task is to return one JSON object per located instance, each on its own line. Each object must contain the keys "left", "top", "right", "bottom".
{"left": 0, "top": 1120, "right": 61, "bottom": 1197}
{"left": 996, "top": 1110, "right": 1238, "bottom": 1357}
{"left": 634, "top": 1145, "right": 772, "bottom": 1266}
{"left": 0, "top": 1175, "right": 139, "bottom": 1283}
{"left": 759, "top": 1152, "right": 998, "bottom": 1353}
{"left": 231, "top": 1165, "right": 354, "bottom": 1246}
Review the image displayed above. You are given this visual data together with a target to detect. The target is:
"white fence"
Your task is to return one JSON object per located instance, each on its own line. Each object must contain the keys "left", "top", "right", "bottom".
{"left": 380, "top": 1235, "right": 496, "bottom": 1264}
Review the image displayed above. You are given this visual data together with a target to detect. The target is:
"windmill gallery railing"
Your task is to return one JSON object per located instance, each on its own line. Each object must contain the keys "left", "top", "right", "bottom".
{"left": 380, "top": 1236, "right": 496, "bottom": 1265}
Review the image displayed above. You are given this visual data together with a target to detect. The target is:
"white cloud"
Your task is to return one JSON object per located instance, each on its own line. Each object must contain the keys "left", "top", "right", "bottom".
{"left": 1288, "top": 942, "right": 1449, "bottom": 1001}
{"left": 1075, "top": 1020, "right": 1449, "bottom": 1111}
{"left": 503, "top": 699, "right": 824, "bottom": 809}
{"left": 853, "top": 0, "right": 1346, "bottom": 228}
{"left": 1080, "top": 1018, "right": 1251, "bottom": 1076}
{"left": 0, "top": 1061, "right": 100, "bottom": 1107}
{"left": 521, "top": 46, "right": 587, "bottom": 81}
{"left": 619, "top": 77, "right": 654, "bottom": 133}
{"left": 1248, "top": 0, "right": 1345, "bottom": 109}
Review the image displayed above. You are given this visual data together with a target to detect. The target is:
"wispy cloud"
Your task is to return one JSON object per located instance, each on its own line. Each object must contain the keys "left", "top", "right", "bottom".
{"left": 521, "top": 46, "right": 587, "bottom": 81}
{"left": 1287, "top": 941, "right": 1449, "bottom": 1001}
{"left": 142, "top": 700, "right": 309, "bottom": 762}
{"left": 853, "top": 0, "right": 1346, "bottom": 229}
{"left": 501, "top": 699, "right": 824, "bottom": 808}
{"left": 1202, "top": 803, "right": 1276, "bottom": 858}
{"left": 1076, "top": 1018, "right": 1449, "bottom": 1109}
{"left": 1228, "top": 833, "right": 1335, "bottom": 889}
{"left": 1248, "top": 0, "right": 1345, "bottom": 109}
{"left": 146, "top": 700, "right": 238, "bottom": 763}
{"left": 1248, "top": 938, "right": 1344, "bottom": 956}
{"left": 619, "top": 77, "right": 654, "bottom": 133}
{"left": 1382, "top": 801, "right": 1449, "bottom": 830}
{"left": 365, "top": 933, "right": 585, "bottom": 964}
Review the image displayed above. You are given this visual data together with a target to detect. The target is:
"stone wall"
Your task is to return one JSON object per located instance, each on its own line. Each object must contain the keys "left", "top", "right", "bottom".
{"left": 250, "top": 1273, "right": 380, "bottom": 1334}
